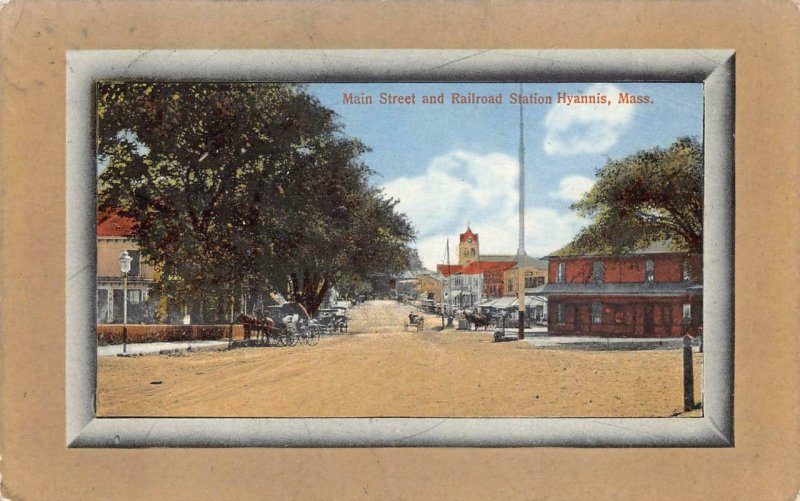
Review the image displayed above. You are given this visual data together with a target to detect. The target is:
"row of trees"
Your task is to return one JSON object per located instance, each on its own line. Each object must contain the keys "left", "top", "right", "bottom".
{"left": 98, "top": 82, "right": 415, "bottom": 321}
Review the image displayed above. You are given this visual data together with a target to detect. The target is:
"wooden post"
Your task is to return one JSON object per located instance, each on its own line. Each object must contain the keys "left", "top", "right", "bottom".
{"left": 683, "top": 334, "right": 694, "bottom": 412}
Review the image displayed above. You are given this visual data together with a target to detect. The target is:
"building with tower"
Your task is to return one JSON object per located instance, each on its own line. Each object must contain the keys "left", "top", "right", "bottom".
{"left": 458, "top": 226, "right": 479, "bottom": 266}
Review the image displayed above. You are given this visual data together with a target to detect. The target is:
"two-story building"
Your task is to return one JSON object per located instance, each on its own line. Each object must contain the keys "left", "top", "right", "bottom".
{"left": 97, "top": 209, "right": 158, "bottom": 323}
{"left": 539, "top": 242, "right": 702, "bottom": 337}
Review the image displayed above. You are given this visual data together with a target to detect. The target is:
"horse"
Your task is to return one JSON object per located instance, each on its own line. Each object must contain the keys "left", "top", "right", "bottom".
{"left": 464, "top": 311, "right": 493, "bottom": 330}
{"left": 238, "top": 313, "right": 274, "bottom": 343}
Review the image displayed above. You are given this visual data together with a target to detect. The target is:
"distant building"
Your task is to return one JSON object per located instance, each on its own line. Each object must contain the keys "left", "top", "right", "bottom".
{"left": 442, "top": 271, "right": 483, "bottom": 310}
{"left": 96, "top": 210, "right": 158, "bottom": 323}
{"left": 458, "top": 226, "right": 480, "bottom": 266}
{"left": 459, "top": 260, "right": 516, "bottom": 298}
{"left": 437, "top": 225, "right": 548, "bottom": 309}
{"left": 539, "top": 242, "right": 703, "bottom": 337}
{"left": 394, "top": 270, "right": 419, "bottom": 300}
{"left": 416, "top": 273, "right": 444, "bottom": 303}
{"left": 503, "top": 255, "right": 548, "bottom": 297}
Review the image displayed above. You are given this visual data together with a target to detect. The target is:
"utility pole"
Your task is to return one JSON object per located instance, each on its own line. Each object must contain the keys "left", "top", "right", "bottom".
{"left": 517, "top": 85, "right": 526, "bottom": 340}
{"left": 446, "top": 239, "right": 453, "bottom": 326}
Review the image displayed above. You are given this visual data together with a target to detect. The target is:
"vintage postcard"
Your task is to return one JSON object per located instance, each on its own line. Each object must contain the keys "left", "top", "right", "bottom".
{"left": 2, "top": 1, "right": 798, "bottom": 499}
{"left": 94, "top": 80, "right": 707, "bottom": 420}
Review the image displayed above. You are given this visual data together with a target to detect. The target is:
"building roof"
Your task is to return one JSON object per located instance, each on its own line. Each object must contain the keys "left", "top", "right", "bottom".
{"left": 470, "top": 254, "right": 549, "bottom": 269}
{"left": 546, "top": 240, "right": 692, "bottom": 259}
{"left": 459, "top": 226, "right": 478, "bottom": 243}
{"left": 97, "top": 209, "right": 137, "bottom": 237}
{"left": 460, "top": 260, "right": 516, "bottom": 275}
{"left": 476, "top": 254, "right": 517, "bottom": 262}
{"left": 437, "top": 264, "right": 463, "bottom": 277}
{"left": 538, "top": 281, "right": 701, "bottom": 297}
{"left": 417, "top": 272, "right": 444, "bottom": 281}
{"left": 516, "top": 255, "right": 549, "bottom": 269}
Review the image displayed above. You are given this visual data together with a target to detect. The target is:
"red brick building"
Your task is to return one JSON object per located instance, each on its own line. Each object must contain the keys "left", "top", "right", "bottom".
{"left": 460, "top": 260, "right": 516, "bottom": 298}
{"left": 540, "top": 243, "right": 703, "bottom": 337}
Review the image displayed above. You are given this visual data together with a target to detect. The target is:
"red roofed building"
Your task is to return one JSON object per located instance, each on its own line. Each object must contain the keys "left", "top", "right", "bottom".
{"left": 438, "top": 225, "right": 545, "bottom": 310}
{"left": 461, "top": 260, "right": 516, "bottom": 298}
{"left": 97, "top": 209, "right": 137, "bottom": 237}
{"left": 97, "top": 209, "right": 158, "bottom": 323}
{"left": 436, "top": 264, "right": 463, "bottom": 276}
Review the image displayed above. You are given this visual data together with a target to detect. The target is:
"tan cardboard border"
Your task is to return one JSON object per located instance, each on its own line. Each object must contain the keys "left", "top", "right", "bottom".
{"left": 2, "top": 1, "right": 798, "bottom": 499}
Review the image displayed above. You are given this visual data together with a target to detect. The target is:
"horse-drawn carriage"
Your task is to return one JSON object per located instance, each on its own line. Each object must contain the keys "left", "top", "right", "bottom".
{"left": 238, "top": 302, "right": 321, "bottom": 347}
{"left": 403, "top": 312, "right": 425, "bottom": 332}
{"left": 315, "top": 306, "right": 348, "bottom": 334}
{"left": 463, "top": 310, "right": 494, "bottom": 330}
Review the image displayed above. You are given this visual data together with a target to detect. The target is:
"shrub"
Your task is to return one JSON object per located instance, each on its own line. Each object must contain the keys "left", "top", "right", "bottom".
{"left": 96, "top": 324, "right": 245, "bottom": 346}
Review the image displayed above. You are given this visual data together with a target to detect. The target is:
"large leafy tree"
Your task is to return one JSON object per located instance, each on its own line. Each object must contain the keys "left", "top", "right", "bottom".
{"left": 569, "top": 136, "right": 703, "bottom": 254}
{"left": 97, "top": 82, "right": 414, "bottom": 320}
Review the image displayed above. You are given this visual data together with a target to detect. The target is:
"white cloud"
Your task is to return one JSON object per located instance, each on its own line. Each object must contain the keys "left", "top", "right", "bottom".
{"left": 382, "top": 150, "right": 588, "bottom": 269}
{"left": 543, "top": 83, "right": 634, "bottom": 156}
{"left": 556, "top": 175, "right": 595, "bottom": 202}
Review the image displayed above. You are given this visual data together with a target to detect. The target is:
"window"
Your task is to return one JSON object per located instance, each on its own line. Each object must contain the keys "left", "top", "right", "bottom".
{"left": 556, "top": 303, "right": 566, "bottom": 324}
{"left": 525, "top": 276, "right": 545, "bottom": 288}
{"left": 591, "top": 302, "right": 603, "bottom": 324}
{"left": 592, "top": 261, "right": 604, "bottom": 283}
{"left": 645, "top": 260, "right": 655, "bottom": 282}
{"left": 507, "top": 280, "right": 513, "bottom": 292}
{"left": 128, "top": 289, "right": 141, "bottom": 304}
{"left": 682, "top": 303, "right": 692, "bottom": 324}
{"left": 683, "top": 260, "right": 691, "bottom": 281}
{"left": 556, "top": 262, "right": 566, "bottom": 283}
{"left": 471, "top": 248, "right": 475, "bottom": 256}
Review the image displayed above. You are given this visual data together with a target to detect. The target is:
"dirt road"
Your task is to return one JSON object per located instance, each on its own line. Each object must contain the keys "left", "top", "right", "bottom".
{"left": 97, "top": 300, "right": 702, "bottom": 417}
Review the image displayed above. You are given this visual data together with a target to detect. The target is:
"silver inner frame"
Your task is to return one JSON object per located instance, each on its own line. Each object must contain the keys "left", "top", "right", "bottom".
{"left": 66, "top": 50, "right": 734, "bottom": 448}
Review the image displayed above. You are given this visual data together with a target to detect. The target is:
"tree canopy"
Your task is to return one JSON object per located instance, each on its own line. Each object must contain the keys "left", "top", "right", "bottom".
{"left": 97, "top": 82, "right": 415, "bottom": 320}
{"left": 568, "top": 136, "right": 703, "bottom": 254}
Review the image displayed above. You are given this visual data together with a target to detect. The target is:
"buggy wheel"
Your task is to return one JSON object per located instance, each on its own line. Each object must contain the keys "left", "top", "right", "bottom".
{"left": 287, "top": 332, "right": 299, "bottom": 347}
{"left": 306, "top": 328, "right": 320, "bottom": 346}
{"left": 277, "top": 329, "right": 290, "bottom": 346}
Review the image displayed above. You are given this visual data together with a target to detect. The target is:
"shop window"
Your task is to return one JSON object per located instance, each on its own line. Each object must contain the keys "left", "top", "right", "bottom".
{"left": 591, "top": 301, "right": 603, "bottom": 324}
{"left": 556, "top": 303, "right": 566, "bottom": 324}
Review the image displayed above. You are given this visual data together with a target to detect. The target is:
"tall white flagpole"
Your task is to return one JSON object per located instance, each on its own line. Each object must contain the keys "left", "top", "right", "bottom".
{"left": 517, "top": 85, "right": 527, "bottom": 340}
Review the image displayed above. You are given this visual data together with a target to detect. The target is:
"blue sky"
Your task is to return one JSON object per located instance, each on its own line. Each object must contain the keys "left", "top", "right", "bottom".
{"left": 306, "top": 82, "right": 703, "bottom": 269}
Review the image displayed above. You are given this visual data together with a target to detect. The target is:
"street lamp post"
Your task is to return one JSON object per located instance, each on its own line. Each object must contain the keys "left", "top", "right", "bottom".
{"left": 119, "top": 250, "right": 133, "bottom": 355}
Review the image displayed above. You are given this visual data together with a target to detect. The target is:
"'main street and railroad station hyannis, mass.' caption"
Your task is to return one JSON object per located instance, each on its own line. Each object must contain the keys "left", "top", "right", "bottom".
{"left": 342, "top": 91, "right": 654, "bottom": 105}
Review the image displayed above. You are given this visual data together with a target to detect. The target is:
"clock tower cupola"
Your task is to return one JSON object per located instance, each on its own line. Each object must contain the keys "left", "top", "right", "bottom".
{"left": 458, "top": 225, "right": 479, "bottom": 266}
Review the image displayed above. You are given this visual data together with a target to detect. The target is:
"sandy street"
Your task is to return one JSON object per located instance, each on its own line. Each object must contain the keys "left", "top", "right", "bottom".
{"left": 97, "top": 300, "right": 702, "bottom": 418}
